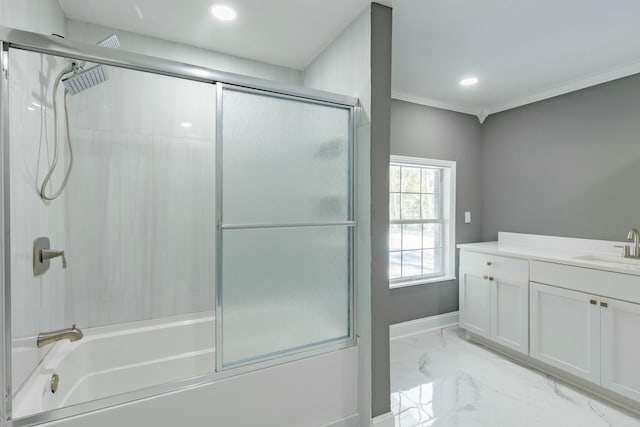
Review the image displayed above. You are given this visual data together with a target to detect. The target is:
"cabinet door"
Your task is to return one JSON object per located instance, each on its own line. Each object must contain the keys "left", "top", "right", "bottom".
{"left": 601, "top": 298, "right": 640, "bottom": 401}
{"left": 530, "top": 283, "right": 600, "bottom": 383}
{"left": 491, "top": 278, "right": 529, "bottom": 354}
{"left": 460, "top": 271, "right": 490, "bottom": 338}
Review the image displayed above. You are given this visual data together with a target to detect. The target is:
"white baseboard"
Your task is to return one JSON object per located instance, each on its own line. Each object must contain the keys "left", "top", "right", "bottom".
{"left": 389, "top": 311, "right": 459, "bottom": 340}
{"left": 371, "top": 411, "right": 395, "bottom": 427}
{"left": 325, "top": 414, "right": 359, "bottom": 427}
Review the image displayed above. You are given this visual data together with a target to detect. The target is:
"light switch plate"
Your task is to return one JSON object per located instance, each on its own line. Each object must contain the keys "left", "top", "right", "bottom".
{"left": 465, "top": 211, "right": 471, "bottom": 224}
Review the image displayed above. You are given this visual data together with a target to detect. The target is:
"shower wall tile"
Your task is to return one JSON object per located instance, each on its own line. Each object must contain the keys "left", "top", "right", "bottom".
{"left": 149, "top": 136, "right": 215, "bottom": 318}
{"left": 65, "top": 130, "right": 154, "bottom": 326}
{"left": 9, "top": 50, "right": 69, "bottom": 391}
{"left": 64, "top": 67, "right": 216, "bottom": 328}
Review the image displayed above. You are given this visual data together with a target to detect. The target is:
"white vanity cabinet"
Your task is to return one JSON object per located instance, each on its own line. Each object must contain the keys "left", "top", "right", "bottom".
{"left": 459, "top": 251, "right": 529, "bottom": 354}
{"left": 530, "top": 261, "right": 640, "bottom": 400}
{"left": 601, "top": 297, "right": 640, "bottom": 401}
{"left": 529, "top": 282, "right": 601, "bottom": 383}
{"left": 459, "top": 233, "right": 640, "bottom": 408}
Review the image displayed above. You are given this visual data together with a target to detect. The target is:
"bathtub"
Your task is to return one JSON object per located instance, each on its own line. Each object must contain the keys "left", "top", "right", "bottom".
{"left": 12, "top": 312, "right": 215, "bottom": 419}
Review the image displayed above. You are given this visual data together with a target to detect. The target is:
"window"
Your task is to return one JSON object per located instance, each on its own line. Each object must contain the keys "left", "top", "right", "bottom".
{"left": 389, "top": 156, "right": 456, "bottom": 288}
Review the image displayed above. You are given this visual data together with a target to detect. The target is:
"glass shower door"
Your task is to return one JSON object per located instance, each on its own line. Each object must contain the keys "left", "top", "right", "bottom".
{"left": 216, "top": 84, "right": 354, "bottom": 368}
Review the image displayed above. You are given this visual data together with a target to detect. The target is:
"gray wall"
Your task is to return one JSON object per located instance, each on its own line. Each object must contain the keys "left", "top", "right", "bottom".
{"left": 389, "top": 100, "right": 483, "bottom": 324}
{"left": 481, "top": 73, "right": 640, "bottom": 242}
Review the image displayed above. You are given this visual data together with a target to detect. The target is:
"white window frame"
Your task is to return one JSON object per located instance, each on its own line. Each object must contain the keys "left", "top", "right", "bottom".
{"left": 389, "top": 155, "right": 456, "bottom": 289}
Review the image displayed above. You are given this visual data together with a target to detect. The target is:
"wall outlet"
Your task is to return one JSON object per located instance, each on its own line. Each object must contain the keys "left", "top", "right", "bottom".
{"left": 465, "top": 211, "right": 471, "bottom": 224}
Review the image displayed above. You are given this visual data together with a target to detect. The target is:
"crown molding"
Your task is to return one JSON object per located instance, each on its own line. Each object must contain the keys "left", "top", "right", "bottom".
{"left": 391, "top": 90, "right": 484, "bottom": 118}
{"left": 485, "top": 60, "right": 640, "bottom": 115}
{"left": 393, "top": 60, "right": 640, "bottom": 124}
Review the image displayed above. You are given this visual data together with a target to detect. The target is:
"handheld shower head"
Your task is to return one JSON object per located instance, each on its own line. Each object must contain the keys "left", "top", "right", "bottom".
{"left": 62, "top": 65, "right": 109, "bottom": 95}
{"left": 40, "top": 33, "right": 120, "bottom": 200}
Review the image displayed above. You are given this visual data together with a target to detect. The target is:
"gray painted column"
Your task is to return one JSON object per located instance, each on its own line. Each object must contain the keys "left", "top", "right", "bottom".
{"left": 370, "top": 2, "right": 392, "bottom": 418}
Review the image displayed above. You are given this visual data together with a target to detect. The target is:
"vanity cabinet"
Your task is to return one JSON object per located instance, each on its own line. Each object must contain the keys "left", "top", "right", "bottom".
{"left": 459, "top": 234, "right": 640, "bottom": 407}
{"left": 601, "top": 298, "right": 640, "bottom": 401}
{"left": 529, "top": 283, "right": 601, "bottom": 383}
{"left": 530, "top": 262, "right": 640, "bottom": 400}
{"left": 459, "top": 251, "right": 529, "bottom": 354}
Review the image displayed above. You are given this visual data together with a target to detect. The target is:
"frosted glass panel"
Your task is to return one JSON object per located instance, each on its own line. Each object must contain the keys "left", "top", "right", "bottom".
{"left": 221, "top": 88, "right": 351, "bottom": 224}
{"left": 221, "top": 226, "right": 350, "bottom": 366}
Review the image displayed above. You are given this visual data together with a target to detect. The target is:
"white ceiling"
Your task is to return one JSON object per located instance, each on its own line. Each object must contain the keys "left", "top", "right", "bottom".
{"left": 393, "top": 0, "right": 640, "bottom": 120}
{"left": 57, "top": 0, "right": 640, "bottom": 121}
{"left": 57, "top": 0, "right": 370, "bottom": 70}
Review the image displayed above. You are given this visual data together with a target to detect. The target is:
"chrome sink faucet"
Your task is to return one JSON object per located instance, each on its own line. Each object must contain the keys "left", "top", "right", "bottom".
{"left": 37, "top": 324, "right": 83, "bottom": 348}
{"left": 626, "top": 228, "right": 640, "bottom": 258}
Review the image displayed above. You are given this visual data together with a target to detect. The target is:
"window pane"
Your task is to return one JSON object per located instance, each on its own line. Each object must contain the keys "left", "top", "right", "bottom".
{"left": 401, "top": 167, "right": 421, "bottom": 193}
{"left": 390, "top": 165, "right": 401, "bottom": 192}
{"left": 434, "top": 169, "right": 442, "bottom": 194}
{"left": 422, "top": 248, "right": 443, "bottom": 276}
{"left": 390, "top": 252, "right": 402, "bottom": 279}
{"left": 402, "top": 250, "right": 422, "bottom": 277}
{"left": 390, "top": 224, "right": 402, "bottom": 251}
{"left": 422, "top": 168, "right": 440, "bottom": 193}
{"left": 402, "top": 224, "right": 422, "bottom": 250}
{"left": 390, "top": 193, "right": 401, "bottom": 221}
{"left": 401, "top": 194, "right": 421, "bottom": 219}
{"left": 421, "top": 194, "right": 438, "bottom": 219}
{"left": 422, "top": 223, "right": 442, "bottom": 249}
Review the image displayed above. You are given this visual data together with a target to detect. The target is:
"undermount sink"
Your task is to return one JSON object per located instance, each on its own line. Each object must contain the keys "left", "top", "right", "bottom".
{"left": 571, "top": 254, "right": 640, "bottom": 267}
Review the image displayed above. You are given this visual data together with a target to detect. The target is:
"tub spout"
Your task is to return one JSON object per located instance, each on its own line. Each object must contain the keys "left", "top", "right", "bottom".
{"left": 37, "top": 324, "right": 83, "bottom": 348}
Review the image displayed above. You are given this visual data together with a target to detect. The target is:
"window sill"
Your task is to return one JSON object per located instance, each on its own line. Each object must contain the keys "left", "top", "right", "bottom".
{"left": 389, "top": 275, "right": 457, "bottom": 289}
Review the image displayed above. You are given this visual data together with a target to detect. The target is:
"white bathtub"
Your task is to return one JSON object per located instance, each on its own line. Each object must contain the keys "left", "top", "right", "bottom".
{"left": 12, "top": 312, "right": 215, "bottom": 419}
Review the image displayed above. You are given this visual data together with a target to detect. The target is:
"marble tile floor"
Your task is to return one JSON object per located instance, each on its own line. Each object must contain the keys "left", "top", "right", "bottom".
{"left": 390, "top": 327, "right": 640, "bottom": 427}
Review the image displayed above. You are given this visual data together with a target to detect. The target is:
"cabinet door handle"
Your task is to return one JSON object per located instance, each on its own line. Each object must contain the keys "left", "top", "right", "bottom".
{"left": 589, "top": 299, "right": 597, "bottom": 305}
{"left": 488, "top": 276, "right": 494, "bottom": 281}
{"left": 601, "top": 301, "right": 608, "bottom": 308}
{"left": 483, "top": 275, "right": 489, "bottom": 280}
{"left": 487, "top": 261, "right": 492, "bottom": 266}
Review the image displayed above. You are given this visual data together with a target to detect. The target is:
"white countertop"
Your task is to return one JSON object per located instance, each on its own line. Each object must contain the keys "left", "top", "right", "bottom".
{"left": 457, "top": 233, "right": 640, "bottom": 277}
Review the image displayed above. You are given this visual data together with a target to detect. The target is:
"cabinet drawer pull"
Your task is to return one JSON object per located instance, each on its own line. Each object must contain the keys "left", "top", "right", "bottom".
{"left": 487, "top": 261, "right": 492, "bottom": 266}
{"left": 601, "top": 301, "right": 608, "bottom": 308}
{"left": 590, "top": 299, "right": 597, "bottom": 305}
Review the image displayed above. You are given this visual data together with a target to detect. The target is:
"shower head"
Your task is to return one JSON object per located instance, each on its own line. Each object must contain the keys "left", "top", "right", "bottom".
{"left": 62, "top": 65, "right": 109, "bottom": 95}
{"left": 98, "top": 33, "right": 120, "bottom": 49}
{"left": 60, "top": 33, "right": 119, "bottom": 95}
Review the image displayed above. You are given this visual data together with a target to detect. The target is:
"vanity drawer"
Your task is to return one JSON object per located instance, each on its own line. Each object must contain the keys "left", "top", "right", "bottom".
{"left": 460, "top": 251, "right": 529, "bottom": 282}
{"left": 530, "top": 261, "right": 640, "bottom": 304}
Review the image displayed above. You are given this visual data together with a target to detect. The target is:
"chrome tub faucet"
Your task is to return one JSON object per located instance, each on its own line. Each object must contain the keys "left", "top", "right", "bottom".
{"left": 37, "top": 324, "right": 83, "bottom": 348}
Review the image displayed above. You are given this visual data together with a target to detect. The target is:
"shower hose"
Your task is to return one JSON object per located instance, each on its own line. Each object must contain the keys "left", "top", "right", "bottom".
{"left": 39, "top": 65, "right": 75, "bottom": 201}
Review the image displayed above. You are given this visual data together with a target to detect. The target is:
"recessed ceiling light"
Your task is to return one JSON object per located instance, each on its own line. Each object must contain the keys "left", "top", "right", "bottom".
{"left": 27, "top": 106, "right": 35, "bottom": 111}
{"left": 210, "top": 5, "right": 237, "bottom": 21}
{"left": 181, "top": 122, "right": 193, "bottom": 128}
{"left": 32, "top": 102, "right": 41, "bottom": 108}
{"left": 460, "top": 77, "right": 479, "bottom": 87}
